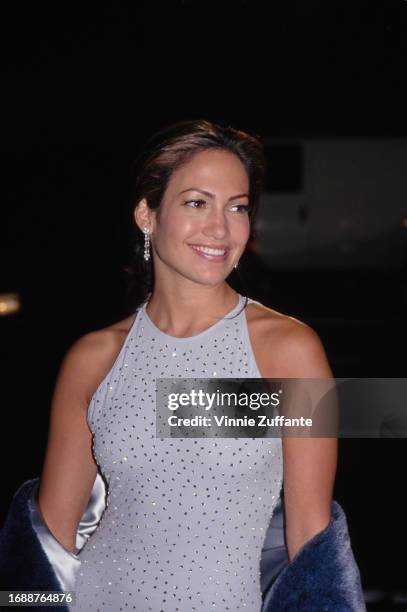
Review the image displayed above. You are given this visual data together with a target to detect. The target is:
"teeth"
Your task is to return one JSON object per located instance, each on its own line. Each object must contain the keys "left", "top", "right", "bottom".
{"left": 192, "top": 246, "right": 226, "bottom": 256}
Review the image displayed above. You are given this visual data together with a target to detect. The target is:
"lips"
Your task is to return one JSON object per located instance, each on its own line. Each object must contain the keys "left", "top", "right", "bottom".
{"left": 188, "top": 244, "right": 229, "bottom": 261}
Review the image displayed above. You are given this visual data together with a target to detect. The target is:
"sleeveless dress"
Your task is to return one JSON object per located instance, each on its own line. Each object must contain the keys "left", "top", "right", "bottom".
{"left": 74, "top": 293, "right": 284, "bottom": 612}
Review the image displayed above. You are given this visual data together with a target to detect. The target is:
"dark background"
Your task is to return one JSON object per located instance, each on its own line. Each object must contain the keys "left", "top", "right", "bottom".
{"left": 1, "top": 1, "right": 406, "bottom": 609}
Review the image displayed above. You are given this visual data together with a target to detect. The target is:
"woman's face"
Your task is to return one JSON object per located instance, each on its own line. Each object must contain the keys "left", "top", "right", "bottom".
{"left": 145, "top": 148, "right": 251, "bottom": 288}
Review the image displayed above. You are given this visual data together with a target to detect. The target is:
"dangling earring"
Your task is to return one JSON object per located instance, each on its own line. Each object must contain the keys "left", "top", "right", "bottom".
{"left": 234, "top": 260, "right": 239, "bottom": 269}
{"left": 143, "top": 227, "right": 150, "bottom": 261}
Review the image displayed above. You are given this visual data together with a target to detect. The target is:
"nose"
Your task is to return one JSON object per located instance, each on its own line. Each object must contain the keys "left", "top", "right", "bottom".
{"left": 202, "top": 208, "right": 229, "bottom": 240}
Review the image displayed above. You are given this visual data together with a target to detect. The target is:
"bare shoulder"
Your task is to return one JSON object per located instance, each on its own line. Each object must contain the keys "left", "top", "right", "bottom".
{"left": 246, "top": 302, "right": 332, "bottom": 378}
{"left": 63, "top": 312, "right": 138, "bottom": 404}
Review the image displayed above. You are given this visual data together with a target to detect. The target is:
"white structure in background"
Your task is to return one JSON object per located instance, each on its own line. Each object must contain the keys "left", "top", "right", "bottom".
{"left": 258, "top": 139, "right": 407, "bottom": 268}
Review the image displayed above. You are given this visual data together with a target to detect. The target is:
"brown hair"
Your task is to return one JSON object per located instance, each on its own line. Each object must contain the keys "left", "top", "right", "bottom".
{"left": 123, "top": 118, "right": 267, "bottom": 311}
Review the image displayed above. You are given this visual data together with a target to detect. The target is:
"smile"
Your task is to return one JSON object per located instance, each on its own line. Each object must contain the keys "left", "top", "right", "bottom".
{"left": 188, "top": 244, "right": 229, "bottom": 261}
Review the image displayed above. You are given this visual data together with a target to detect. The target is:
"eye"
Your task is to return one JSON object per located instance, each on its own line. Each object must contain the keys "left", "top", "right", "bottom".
{"left": 185, "top": 199, "right": 206, "bottom": 208}
{"left": 230, "top": 204, "right": 250, "bottom": 213}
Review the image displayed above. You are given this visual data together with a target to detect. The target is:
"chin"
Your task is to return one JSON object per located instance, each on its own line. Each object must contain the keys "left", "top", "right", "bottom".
{"left": 182, "top": 270, "right": 230, "bottom": 286}
{"left": 161, "top": 256, "right": 232, "bottom": 285}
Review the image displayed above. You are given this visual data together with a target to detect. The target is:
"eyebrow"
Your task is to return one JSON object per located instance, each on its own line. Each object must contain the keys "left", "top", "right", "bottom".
{"left": 178, "top": 188, "right": 249, "bottom": 201}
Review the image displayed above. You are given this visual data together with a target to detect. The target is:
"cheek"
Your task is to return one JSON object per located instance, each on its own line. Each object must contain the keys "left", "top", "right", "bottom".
{"left": 234, "top": 217, "right": 251, "bottom": 243}
{"left": 158, "top": 209, "right": 198, "bottom": 241}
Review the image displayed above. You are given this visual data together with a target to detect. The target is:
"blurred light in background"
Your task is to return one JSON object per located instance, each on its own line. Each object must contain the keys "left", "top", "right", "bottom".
{"left": 0, "top": 293, "right": 20, "bottom": 316}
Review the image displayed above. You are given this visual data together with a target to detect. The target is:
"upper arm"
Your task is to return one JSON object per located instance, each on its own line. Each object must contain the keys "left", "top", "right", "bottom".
{"left": 276, "top": 321, "right": 338, "bottom": 559}
{"left": 37, "top": 330, "right": 120, "bottom": 553}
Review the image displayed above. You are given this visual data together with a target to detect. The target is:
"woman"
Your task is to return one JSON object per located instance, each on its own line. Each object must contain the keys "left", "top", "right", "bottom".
{"left": 27, "top": 120, "right": 361, "bottom": 610}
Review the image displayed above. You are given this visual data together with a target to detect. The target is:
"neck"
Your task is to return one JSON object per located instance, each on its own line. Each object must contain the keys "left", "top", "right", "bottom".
{"left": 144, "top": 283, "right": 240, "bottom": 338}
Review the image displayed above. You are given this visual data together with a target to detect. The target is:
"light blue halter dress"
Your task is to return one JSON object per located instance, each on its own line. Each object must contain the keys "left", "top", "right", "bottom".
{"left": 74, "top": 293, "right": 283, "bottom": 611}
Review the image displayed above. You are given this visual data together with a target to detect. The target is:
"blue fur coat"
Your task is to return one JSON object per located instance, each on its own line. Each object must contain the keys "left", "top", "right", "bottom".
{"left": 0, "top": 476, "right": 366, "bottom": 611}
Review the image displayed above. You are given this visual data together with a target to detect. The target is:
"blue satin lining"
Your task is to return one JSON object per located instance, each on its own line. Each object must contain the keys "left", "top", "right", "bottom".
{"left": 28, "top": 473, "right": 107, "bottom": 591}
{"left": 259, "top": 496, "right": 290, "bottom": 593}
